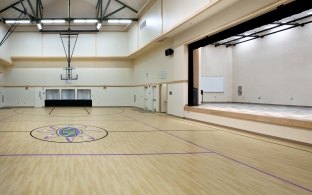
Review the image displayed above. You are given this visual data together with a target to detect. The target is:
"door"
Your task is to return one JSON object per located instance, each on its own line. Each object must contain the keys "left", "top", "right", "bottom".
{"left": 144, "top": 86, "right": 148, "bottom": 110}
{"left": 152, "top": 86, "right": 157, "bottom": 112}
{"left": 34, "top": 88, "right": 45, "bottom": 107}
{"left": 160, "top": 84, "right": 167, "bottom": 113}
{"left": 0, "top": 89, "right": 4, "bottom": 108}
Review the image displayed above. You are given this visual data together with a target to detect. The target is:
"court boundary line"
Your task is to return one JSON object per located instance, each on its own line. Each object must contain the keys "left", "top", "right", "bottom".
{"left": 0, "top": 131, "right": 30, "bottom": 133}
{"left": 48, "top": 107, "right": 55, "bottom": 115}
{"left": 0, "top": 151, "right": 213, "bottom": 157}
{"left": 122, "top": 113, "right": 312, "bottom": 193}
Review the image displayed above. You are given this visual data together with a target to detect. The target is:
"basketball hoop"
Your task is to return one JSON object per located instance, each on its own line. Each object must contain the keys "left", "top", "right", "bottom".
{"left": 60, "top": 0, "right": 78, "bottom": 81}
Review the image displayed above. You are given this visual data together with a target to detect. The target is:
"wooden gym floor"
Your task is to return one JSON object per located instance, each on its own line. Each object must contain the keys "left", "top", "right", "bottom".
{"left": 0, "top": 107, "right": 311, "bottom": 194}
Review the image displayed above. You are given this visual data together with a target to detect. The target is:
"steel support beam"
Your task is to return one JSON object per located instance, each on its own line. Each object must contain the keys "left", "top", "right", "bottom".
{"left": 0, "top": 12, "right": 23, "bottom": 47}
{"left": 102, "top": 0, "right": 111, "bottom": 18}
{"left": 12, "top": 6, "right": 35, "bottom": 20}
{"left": 103, "top": 5, "right": 125, "bottom": 18}
{"left": 0, "top": 1, "right": 24, "bottom": 14}
{"left": 26, "top": 0, "right": 36, "bottom": 17}
{"left": 115, "top": 0, "right": 138, "bottom": 13}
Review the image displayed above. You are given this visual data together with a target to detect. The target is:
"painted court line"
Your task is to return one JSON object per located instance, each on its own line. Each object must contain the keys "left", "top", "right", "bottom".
{"left": 0, "top": 151, "right": 213, "bottom": 157}
{"left": 123, "top": 114, "right": 312, "bottom": 193}
{"left": 0, "top": 131, "right": 30, "bottom": 133}
{"left": 48, "top": 107, "right": 55, "bottom": 115}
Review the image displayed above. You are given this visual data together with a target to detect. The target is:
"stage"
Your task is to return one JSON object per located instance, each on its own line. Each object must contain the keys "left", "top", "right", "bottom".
{"left": 184, "top": 103, "right": 312, "bottom": 144}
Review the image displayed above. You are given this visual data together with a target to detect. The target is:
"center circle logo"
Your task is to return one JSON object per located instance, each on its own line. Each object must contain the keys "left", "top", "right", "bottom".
{"left": 30, "top": 124, "right": 108, "bottom": 143}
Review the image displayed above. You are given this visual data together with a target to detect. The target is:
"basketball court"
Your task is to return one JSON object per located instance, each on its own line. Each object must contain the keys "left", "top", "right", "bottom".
{"left": 0, "top": 107, "right": 310, "bottom": 194}
{"left": 0, "top": 0, "right": 311, "bottom": 194}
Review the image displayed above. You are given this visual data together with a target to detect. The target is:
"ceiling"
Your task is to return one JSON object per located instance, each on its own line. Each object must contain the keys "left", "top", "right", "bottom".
{"left": 0, "top": 0, "right": 151, "bottom": 32}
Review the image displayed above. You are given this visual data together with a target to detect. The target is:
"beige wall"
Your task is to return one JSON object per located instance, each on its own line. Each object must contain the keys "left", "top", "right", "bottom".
{"left": 232, "top": 23, "right": 312, "bottom": 106}
{"left": 10, "top": 32, "right": 129, "bottom": 57}
{"left": 200, "top": 46, "right": 233, "bottom": 102}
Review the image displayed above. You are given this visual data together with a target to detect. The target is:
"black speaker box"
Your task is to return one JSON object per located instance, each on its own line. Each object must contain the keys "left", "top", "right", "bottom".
{"left": 165, "top": 48, "right": 174, "bottom": 56}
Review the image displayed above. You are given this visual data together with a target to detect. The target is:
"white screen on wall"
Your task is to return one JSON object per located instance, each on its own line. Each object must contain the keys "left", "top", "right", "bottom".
{"left": 201, "top": 76, "right": 224, "bottom": 93}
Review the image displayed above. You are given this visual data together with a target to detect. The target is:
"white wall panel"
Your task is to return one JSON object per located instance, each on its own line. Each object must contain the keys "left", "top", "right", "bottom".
{"left": 162, "top": 0, "right": 211, "bottom": 33}
{"left": 42, "top": 34, "right": 64, "bottom": 56}
{"left": 73, "top": 34, "right": 96, "bottom": 57}
{"left": 172, "top": 45, "right": 188, "bottom": 81}
{"left": 92, "top": 87, "right": 133, "bottom": 106}
{"left": 10, "top": 32, "right": 128, "bottom": 57}
{"left": 138, "top": 0, "right": 162, "bottom": 48}
{"left": 4, "top": 67, "right": 132, "bottom": 86}
{"left": 10, "top": 33, "right": 42, "bottom": 56}
{"left": 4, "top": 88, "right": 35, "bottom": 107}
{"left": 133, "top": 41, "right": 174, "bottom": 85}
{"left": 96, "top": 32, "right": 128, "bottom": 56}
{"left": 128, "top": 23, "right": 139, "bottom": 54}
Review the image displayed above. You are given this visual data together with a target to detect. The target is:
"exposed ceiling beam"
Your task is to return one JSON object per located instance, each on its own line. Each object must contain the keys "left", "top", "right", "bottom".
{"left": 0, "top": 0, "right": 24, "bottom": 14}
{"left": 103, "top": 5, "right": 126, "bottom": 18}
{"left": 115, "top": 0, "right": 138, "bottom": 13}
{"left": 35, "top": 0, "right": 43, "bottom": 19}
{"left": 26, "top": 0, "right": 36, "bottom": 18}
{"left": 96, "top": 0, "right": 101, "bottom": 19}
{"left": 102, "top": 0, "right": 112, "bottom": 18}
{"left": 12, "top": 6, "right": 36, "bottom": 20}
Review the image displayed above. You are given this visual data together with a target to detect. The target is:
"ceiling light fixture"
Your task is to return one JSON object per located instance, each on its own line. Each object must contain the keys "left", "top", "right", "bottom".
{"left": 108, "top": 19, "right": 132, "bottom": 24}
{"left": 97, "top": 23, "right": 102, "bottom": 30}
{"left": 5, "top": 20, "right": 30, "bottom": 24}
{"left": 74, "top": 19, "right": 98, "bottom": 24}
{"left": 41, "top": 19, "right": 66, "bottom": 24}
{"left": 37, "top": 23, "right": 42, "bottom": 30}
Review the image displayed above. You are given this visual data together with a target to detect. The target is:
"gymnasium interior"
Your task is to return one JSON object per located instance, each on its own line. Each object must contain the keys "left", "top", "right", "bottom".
{"left": 0, "top": 0, "right": 311, "bottom": 194}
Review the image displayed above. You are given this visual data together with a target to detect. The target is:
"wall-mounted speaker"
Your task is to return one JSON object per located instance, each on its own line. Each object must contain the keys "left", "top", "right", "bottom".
{"left": 165, "top": 48, "right": 174, "bottom": 56}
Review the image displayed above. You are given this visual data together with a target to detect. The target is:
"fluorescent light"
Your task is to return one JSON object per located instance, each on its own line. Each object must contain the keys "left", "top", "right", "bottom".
{"left": 74, "top": 19, "right": 98, "bottom": 24}
{"left": 37, "top": 23, "right": 42, "bottom": 30}
{"left": 264, "top": 24, "right": 278, "bottom": 29}
{"left": 97, "top": 23, "right": 102, "bottom": 30}
{"left": 5, "top": 20, "right": 30, "bottom": 24}
{"left": 108, "top": 19, "right": 132, "bottom": 24}
{"left": 41, "top": 19, "right": 66, "bottom": 24}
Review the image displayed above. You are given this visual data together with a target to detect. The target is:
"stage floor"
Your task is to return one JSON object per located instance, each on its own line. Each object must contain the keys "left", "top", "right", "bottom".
{"left": 200, "top": 103, "right": 312, "bottom": 122}
{"left": 184, "top": 103, "right": 312, "bottom": 130}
